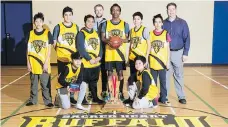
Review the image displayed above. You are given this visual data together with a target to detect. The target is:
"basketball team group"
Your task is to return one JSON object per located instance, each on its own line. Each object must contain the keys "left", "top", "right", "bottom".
{"left": 26, "top": 2, "right": 190, "bottom": 111}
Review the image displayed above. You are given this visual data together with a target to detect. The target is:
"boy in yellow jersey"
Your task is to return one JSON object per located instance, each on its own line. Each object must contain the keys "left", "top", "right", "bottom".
{"left": 53, "top": 6, "right": 79, "bottom": 105}
{"left": 101, "top": 3, "right": 130, "bottom": 101}
{"left": 77, "top": 14, "right": 104, "bottom": 104}
{"left": 124, "top": 56, "right": 158, "bottom": 109}
{"left": 128, "top": 12, "right": 151, "bottom": 75}
{"left": 149, "top": 14, "right": 171, "bottom": 104}
{"left": 56, "top": 52, "right": 88, "bottom": 110}
{"left": 26, "top": 12, "right": 53, "bottom": 107}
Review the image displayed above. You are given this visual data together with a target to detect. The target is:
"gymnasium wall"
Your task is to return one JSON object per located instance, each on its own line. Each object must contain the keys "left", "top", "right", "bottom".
{"left": 212, "top": 1, "right": 228, "bottom": 64}
{"left": 32, "top": 1, "right": 214, "bottom": 64}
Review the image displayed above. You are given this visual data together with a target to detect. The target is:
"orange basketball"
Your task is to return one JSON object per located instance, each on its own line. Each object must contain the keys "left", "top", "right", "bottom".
{"left": 109, "top": 36, "right": 122, "bottom": 49}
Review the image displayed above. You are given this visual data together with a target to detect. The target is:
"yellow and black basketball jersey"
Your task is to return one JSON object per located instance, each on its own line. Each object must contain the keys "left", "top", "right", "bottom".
{"left": 56, "top": 23, "right": 78, "bottom": 62}
{"left": 27, "top": 29, "right": 51, "bottom": 74}
{"left": 137, "top": 70, "right": 158, "bottom": 100}
{"left": 56, "top": 63, "right": 81, "bottom": 89}
{"left": 105, "top": 20, "right": 127, "bottom": 62}
{"left": 81, "top": 29, "right": 101, "bottom": 68}
{"left": 149, "top": 30, "right": 169, "bottom": 70}
{"left": 129, "top": 26, "right": 148, "bottom": 61}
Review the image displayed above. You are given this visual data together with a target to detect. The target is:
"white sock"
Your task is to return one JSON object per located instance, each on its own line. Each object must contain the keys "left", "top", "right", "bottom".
{"left": 76, "top": 104, "right": 89, "bottom": 111}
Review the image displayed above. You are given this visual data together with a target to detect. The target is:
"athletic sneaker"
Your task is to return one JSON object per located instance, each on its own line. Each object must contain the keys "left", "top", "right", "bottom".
{"left": 101, "top": 91, "right": 110, "bottom": 102}
{"left": 179, "top": 99, "right": 186, "bottom": 104}
{"left": 46, "top": 103, "right": 54, "bottom": 107}
{"left": 70, "top": 97, "right": 77, "bottom": 105}
{"left": 26, "top": 102, "right": 35, "bottom": 106}
{"left": 76, "top": 104, "right": 89, "bottom": 111}
{"left": 123, "top": 98, "right": 133, "bottom": 107}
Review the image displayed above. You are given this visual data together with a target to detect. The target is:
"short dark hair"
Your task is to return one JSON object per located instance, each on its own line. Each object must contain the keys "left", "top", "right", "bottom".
{"left": 133, "top": 12, "right": 143, "bottom": 20}
{"left": 63, "top": 6, "right": 73, "bottom": 17}
{"left": 94, "top": 4, "right": 104, "bottom": 10}
{"left": 110, "top": 3, "right": 121, "bottom": 13}
{"left": 71, "top": 52, "right": 82, "bottom": 60}
{"left": 34, "top": 12, "right": 44, "bottom": 22}
{"left": 153, "top": 14, "right": 163, "bottom": 24}
{"left": 166, "top": 2, "right": 177, "bottom": 9}
{"left": 134, "top": 55, "right": 147, "bottom": 64}
{"left": 84, "top": 14, "right": 94, "bottom": 23}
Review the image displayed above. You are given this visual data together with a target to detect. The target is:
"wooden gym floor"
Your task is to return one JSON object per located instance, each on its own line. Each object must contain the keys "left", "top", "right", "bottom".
{"left": 1, "top": 66, "right": 228, "bottom": 127}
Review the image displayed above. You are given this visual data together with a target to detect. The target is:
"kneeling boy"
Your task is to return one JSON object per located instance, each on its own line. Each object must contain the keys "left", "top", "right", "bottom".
{"left": 56, "top": 52, "right": 88, "bottom": 110}
{"left": 124, "top": 56, "right": 158, "bottom": 109}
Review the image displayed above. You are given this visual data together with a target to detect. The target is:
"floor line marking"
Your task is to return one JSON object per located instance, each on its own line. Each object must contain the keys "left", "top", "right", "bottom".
{"left": 0, "top": 74, "right": 57, "bottom": 126}
{"left": 56, "top": 108, "right": 61, "bottom": 115}
{"left": 193, "top": 69, "right": 228, "bottom": 90}
{"left": 1, "top": 72, "right": 30, "bottom": 90}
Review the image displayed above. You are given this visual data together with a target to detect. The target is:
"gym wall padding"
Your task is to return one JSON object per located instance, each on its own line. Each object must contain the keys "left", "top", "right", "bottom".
{"left": 212, "top": 1, "right": 228, "bottom": 64}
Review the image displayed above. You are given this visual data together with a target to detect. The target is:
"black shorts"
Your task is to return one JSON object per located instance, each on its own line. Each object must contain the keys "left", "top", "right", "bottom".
{"left": 83, "top": 66, "right": 100, "bottom": 83}
{"left": 105, "top": 61, "right": 126, "bottom": 73}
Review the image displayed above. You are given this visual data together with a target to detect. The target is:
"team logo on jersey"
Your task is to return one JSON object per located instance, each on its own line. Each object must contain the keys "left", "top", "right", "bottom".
{"left": 109, "top": 29, "right": 123, "bottom": 37}
{"left": 131, "top": 37, "right": 141, "bottom": 49}
{"left": 62, "top": 32, "right": 75, "bottom": 46}
{"left": 151, "top": 40, "right": 164, "bottom": 53}
{"left": 88, "top": 38, "right": 99, "bottom": 50}
{"left": 32, "top": 40, "right": 46, "bottom": 53}
{"left": 65, "top": 75, "right": 78, "bottom": 83}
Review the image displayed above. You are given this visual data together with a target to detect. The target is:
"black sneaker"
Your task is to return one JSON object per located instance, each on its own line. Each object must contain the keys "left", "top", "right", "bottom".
{"left": 46, "top": 103, "right": 54, "bottom": 107}
{"left": 70, "top": 98, "right": 77, "bottom": 105}
{"left": 82, "top": 98, "right": 89, "bottom": 105}
{"left": 26, "top": 102, "right": 34, "bottom": 106}
{"left": 123, "top": 98, "right": 133, "bottom": 106}
{"left": 119, "top": 92, "right": 125, "bottom": 101}
{"left": 93, "top": 98, "right": 105, "bottom": 104}
{"left": 179, "top": 99, "right": 186, "bottom": 104}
